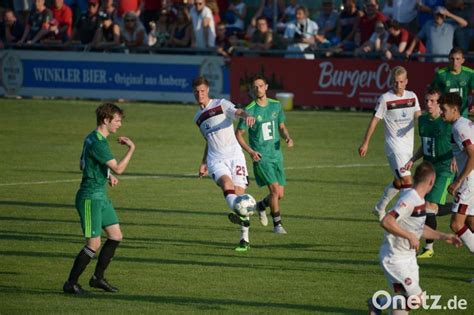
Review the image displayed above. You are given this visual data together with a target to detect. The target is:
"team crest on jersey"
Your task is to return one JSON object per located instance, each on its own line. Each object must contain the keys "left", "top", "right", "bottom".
{"left": 257, "top": 115, "right": 263, "bottom": 122}
{"left": 446, "top": 80, "right": 451, "bottom": 87}
{"left": 205, "top": 122, "right": 211, "bottom": 130}
{"left": 460, "top": 80, "right": 466, "bottom": 87}
{"left": 401, "top": 110, "right": 407, "bottom": 118}
{"left": 272, "top": 112, "right": 278, "bottom": 119}
{"left": 404, "top": 278, "right": 412, "bottom": 286}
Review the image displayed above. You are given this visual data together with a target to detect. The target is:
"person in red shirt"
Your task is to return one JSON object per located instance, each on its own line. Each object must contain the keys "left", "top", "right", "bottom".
{"left": 384, "top": 19, "right": 426, "bottom": 60}
{"left": 117, "top": 0, "right": 142, "bottom": 19}
{"left": 356, "top": 0, "right": 387, "bottom": 46}
{"left": 51, "top": 0, "right": 73, "bottom": 41}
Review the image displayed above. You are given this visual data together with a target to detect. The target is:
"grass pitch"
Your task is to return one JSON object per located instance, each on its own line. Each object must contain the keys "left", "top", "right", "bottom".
{"left": 0, "top": 99, "right": 472, "bottom": 314}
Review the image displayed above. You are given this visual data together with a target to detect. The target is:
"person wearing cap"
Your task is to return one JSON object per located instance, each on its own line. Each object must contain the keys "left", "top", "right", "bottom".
{"left": 92, "top": 11, "right": 120, "bottom": 49}
{"left": 406, "top": 5, "right": 467, "bottom": 62}
{"left": 75, "top": 0, "right": 102, "bottom": 44}
{"left": 18, "top": 0, "right": 53, "bottom": 44}
{"left": 51, "top": 0, "right": 73, "bottom": 42}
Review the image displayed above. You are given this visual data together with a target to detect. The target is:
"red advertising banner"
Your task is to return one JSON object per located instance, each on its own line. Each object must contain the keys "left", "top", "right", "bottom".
{"left": 230, "top": 57, "right": 472, "bottom": 110}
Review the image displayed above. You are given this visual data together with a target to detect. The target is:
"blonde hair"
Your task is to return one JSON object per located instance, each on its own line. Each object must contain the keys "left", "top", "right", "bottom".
{"left": 390, "top": 66, "right": 407, "bottom": 82}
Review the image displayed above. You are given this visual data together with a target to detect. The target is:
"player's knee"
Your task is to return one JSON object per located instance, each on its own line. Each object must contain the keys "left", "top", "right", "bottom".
{"left": 87, "top": 237, "right": 101, "bottom": 251}
{"left": 278, "top": 190, "right": 284, "bottom": 199}
{"left": 399, "top": 177, "right": 412, "bottom": 188}
{"left": 110, "top": 231, "right": 123, "bottom": 241}
{"left": 450, "top": 220, "right": 463, "bottom": 233}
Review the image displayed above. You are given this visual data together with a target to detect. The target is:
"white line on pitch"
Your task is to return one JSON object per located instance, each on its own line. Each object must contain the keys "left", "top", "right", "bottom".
{"left": 0, "top": 163, "right": 388, "bottom": 187}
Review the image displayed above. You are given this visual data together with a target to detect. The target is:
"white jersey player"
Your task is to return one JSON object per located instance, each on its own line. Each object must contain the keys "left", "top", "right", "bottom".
{"left": 359, "top": 66, "right": 422, "bottom": 220}
{"left": 440, "top": 93, "right": 474, "bottom": 254}
{"left": 193, "top": 76, "right": 256, "bottom": 252}
{"left": 369, "top": 162, "right": 461, "bottom": 315}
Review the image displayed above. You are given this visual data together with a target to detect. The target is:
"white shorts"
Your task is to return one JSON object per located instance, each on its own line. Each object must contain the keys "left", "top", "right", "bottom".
{"left": 452, "top": 177, "right": 474, "bottom": 216}
{"left": 208, "top": 156, "right": 248, "bottom": 189}
{"left": 381, "top": 255, "right": 421, "bottom": 297}
{"left": 387, "top": 152, "right": 411, "bottom": 179}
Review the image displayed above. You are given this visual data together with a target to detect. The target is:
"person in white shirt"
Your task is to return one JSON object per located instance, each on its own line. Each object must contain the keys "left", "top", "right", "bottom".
{"left": 440, "top": 92, "right": 474, "bottom": 254}
{"left": 283, "top": 5, "right": 320, "bottom": 59}
{"left": 359, "top": 66, "right": 422, "bottom": 220}
{"left": 193, "top": 76, "right": 256, "bottom": 252}
{"left": 368, "top": 161, "right": 461, "bottom": 315}
{"left": 190, "top": 0, "right": 216, "bottom": 48}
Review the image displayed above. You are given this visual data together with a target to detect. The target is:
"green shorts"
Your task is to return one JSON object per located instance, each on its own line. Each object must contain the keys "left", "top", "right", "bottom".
{"left": 253, "top": 159, "right": 286, "bottom": 187}
{"left": 75, "top": 194, "right": 119, "bottom": 238}
{"left": 425, "top": 173, "right": 454, "bottom": 205}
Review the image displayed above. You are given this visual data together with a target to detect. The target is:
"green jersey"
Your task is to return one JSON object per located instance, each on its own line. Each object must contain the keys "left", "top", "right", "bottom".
{"left": 418, "top": 113, "right": 453, "bottom": 176}
{"left": 78, "top": 130, "right": 114, "bottom": 197}
{"left": 237, "top": 98, "right": 285, "bottom": 161}
{"left": 431, "top": 66, "right": 474, "bottom": 117}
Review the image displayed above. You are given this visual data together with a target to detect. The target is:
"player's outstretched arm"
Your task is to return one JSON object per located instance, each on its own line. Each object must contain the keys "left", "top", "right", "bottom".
{"left": 279, "top": 123, "right": 293, "bottom": 148}
{"left": 381, "top": 213, "right": 420, "bottom": 250}
{"left": 359, "top": 116, "right": 380, "bottom": 157}
{"left": 422, "top": 225, "right": 462, "bottom": 248}
{"left": 448, "top": 144, "right": 474, "bottom": 195}
{"left": 106, "top": 136, "right": 135, "bottom": 175}
{"left": 199, "top": 144, "right": 208, "bottom": 178}
{"left": 235, "top": 109, "right": 255, "bottom": 128}
{"left": 235, "top": 128, "right": 261, "bottom": 161}
{"left": 405, "top": 146, "right": 423, "bottom": 170}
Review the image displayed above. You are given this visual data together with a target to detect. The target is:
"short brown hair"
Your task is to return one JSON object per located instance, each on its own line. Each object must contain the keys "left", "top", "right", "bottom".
{"left": 192, "top": 76, "right": 209, "bottom": 89}
{"left": 413, "top": 161, "right": 435, "bottom": 185}
{"left": 440, "top": 92, "right": 462, "bottom": 112}
{"left": 96, "top": 102, "right": 124, "bottom": 126}
{"left": 252, "top": 73, "right": 267, "bottom": 84}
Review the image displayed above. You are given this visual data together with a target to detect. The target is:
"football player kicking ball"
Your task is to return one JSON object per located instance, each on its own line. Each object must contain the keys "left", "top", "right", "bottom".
{"left": 193, "top": 76, "right": 256, "bottom": 252}
{"left": 359, "top": 66, "right": 421, "bottom": 220}
{"left": 369, "top": 161, "right": 461, "bottom": 315}
{"left": 404, "top": 89, "right": 456, "bottom": 258}
{"left": 440, "top": 93, "right": 474, "bottom": 255}
{"left": 63, "top": 103, "right": 136, "bottom": 295}
{"left": 236, "top": 74, "right": 293, "bottom": 234}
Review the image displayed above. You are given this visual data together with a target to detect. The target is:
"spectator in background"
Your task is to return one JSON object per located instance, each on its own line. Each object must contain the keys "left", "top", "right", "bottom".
{"left": 92, "top": 11, "right": 120, "bottom": 49}
{"left": 167, "top": 6, "right": 192, "bottom": 48}
{"left": 75, "top": 0, "right": 101, "bottom": 44}
{"left": 251, "top": 0, "right": 285, "bottom": 29}
{"left": 382, "top": 0, "right": 418, "bottom": 34}
{"left": 283, "top": 5, "right": 319, "bottom": 60}
{"left": 224, "top": 0, "right": 246, "bottom": 36}
{"left": 249, "top": 16, "right": 274, "bottom": 51}
{"left": 117, "top": 0, "right": 141, "bottom": 22}
{"left": 101, "top": 0, "right": 119, "bottom": 23}
{"left": 148, "top": 9, "right": 170, "bottom": 47}
{"left": 120, "top": 11, "right": 145, "bottom": 48}
{"left": 215, "top": 21, "right": 232, "bottom": 57}
{"left": 280, "top": 0, "right": 298, "bottom": 24}
{"left": 1, "top": 9, "right": 24, "bottom": 45}
{"left": 14, "top": 0, "right": 33, "bottom": 25}
{"left": 18, "top": 0, "right": 52, "bottom": 44}
{"left": 51, "top": 0, "right": 73, "bottom": 42}
{"left": 417, "top": 0, "right": 444, "bottom": 29}
{"left": 407, "top": 6, "right": 467, "bottom": 62}
{"left": 355, "top": 20, "right": 388, "bottom": 57}
{"left": 316, "top": 0, "right": 339, "bottom": 47}
{"left": 206, "top": 0, "right": 220, "bottom": 24}
{"left": 143, "top": 0, "right": 163, "bottom": 33}
{"left": 335, "top": 0, "right": 359, "bottom": 51}
{"left": 384, "top": 19, "right": 425, "bottom": 60}
{"left": 357, "top": 0, "right": 387, "bottom": 47}
{"left": 445, "top": 0, "right": 471, "bottom": 52}
{"left": 190, "top": 0, "right": 215, "bottom": 48}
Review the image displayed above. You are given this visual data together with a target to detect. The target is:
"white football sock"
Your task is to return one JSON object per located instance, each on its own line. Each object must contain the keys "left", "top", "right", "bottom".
{"left": 240, "top": 226, "right": 249, "bottom": 243}
{"left": 225, "top": 194, "right": 237, "bottom": 211}
{"left": 458, "top": 226, "right": 474, "bottom": 253}
{"left": 376, "top": 183, "right": 399, "bottom": 212}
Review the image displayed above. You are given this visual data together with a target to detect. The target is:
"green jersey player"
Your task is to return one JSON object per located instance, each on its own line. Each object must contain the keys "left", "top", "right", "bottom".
{"left": 236, "top": 74, "right": 294, "bottom": 234}
{"left": 430, "top": 47, "right": 474, "bottom": 118}
{"left": 63, "top": 103, "right": 135, "bottom": 295}
{"left": 405, "top": 89, "right": 455, "bottom": 258}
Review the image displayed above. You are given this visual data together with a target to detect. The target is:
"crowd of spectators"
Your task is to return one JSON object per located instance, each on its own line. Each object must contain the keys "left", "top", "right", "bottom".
{"left": 0, "top": 0, "right": 473, "bottom": 61}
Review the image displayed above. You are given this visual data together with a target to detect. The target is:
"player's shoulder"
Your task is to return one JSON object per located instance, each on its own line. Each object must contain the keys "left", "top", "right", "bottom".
{"left": 245, "top": 100, "right": 258, "bottom": 111}
{"left": 436, "top": 66, "right": 449, "bottom": 75}
{"left": 461, "top": 66, "right": 474, "bottom": 74}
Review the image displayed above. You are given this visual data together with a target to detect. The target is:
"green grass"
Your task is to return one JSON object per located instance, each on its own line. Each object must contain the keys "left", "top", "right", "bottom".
{"left": 0, "top": 99, "right": 472, "bottom": 314}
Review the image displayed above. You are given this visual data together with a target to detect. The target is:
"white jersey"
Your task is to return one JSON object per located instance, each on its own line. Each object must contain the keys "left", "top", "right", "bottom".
{"left": 452, "top": 117, "right": 474, "bottom": 182}
{"left": 380, "top": 189, "right": 426, "bottom": 259}
{"left": 194, "top": 99, "right": 243, "bottom": 162}
{"left": 374, "top": 90, "right": 420, "bottom": 156}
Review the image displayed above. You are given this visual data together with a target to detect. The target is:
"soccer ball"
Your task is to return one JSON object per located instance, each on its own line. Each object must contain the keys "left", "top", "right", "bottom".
{"left": 234, "top": 194, "right": 257, "bottom": 217}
